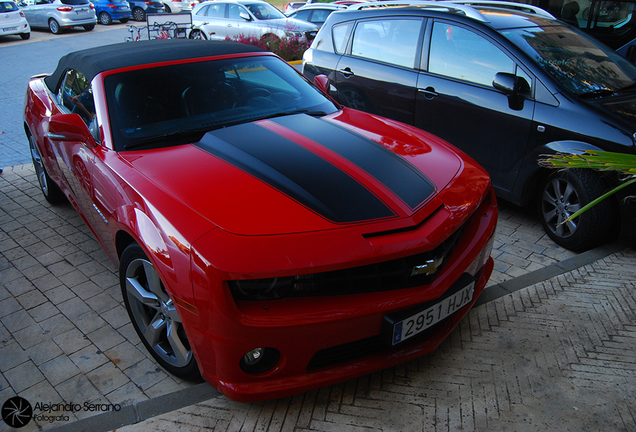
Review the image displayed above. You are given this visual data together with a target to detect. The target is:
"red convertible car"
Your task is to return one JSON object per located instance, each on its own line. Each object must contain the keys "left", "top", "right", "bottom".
{"left": 24, "top": 39, "right": 497, "bottom": 401}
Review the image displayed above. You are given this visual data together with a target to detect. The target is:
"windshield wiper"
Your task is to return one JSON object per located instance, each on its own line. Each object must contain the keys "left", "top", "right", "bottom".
{"left": 257, "top": 109, "right": 330, "bottom": 121}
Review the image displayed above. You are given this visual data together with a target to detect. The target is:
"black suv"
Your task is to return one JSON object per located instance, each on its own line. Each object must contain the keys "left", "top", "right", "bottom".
{"left": 302, "top": 1, "right": 636, "bottom": 251}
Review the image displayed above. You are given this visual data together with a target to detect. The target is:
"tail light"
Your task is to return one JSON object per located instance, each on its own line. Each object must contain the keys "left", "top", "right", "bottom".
{"left": 57, "top": 6, "right": 73, "bottom": 11}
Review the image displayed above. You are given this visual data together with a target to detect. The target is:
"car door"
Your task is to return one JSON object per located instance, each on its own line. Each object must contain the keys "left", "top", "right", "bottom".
{"left": 52, "top": 69, "right": 99, "bottom": 229}
{"left": 416, "top": 20, "right": 535, "bottom": 193}
{"left": 20, "top": 0, "right": 43, "bottom": 26}
{"left": 202, "top": 1, "right": 225, "bottom": 40}
{"left": 333, "top": 17, "right": 423, "bottom": 125}
{"left": 226, "top": 2, "right": 253, "bottom": 39}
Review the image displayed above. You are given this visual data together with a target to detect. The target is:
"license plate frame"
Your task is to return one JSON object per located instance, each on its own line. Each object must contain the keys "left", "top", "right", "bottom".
{"left": 383, "top": 274, "right": 475, "bottom": 346}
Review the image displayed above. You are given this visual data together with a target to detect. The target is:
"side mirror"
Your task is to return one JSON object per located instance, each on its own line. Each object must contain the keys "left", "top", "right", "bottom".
{"left": 493, "top": 72, "right": 530, "bottom": 96}
{"left": 313, "top": 74, "right": 329, "bottom": 95}
{"left": 48, "top": 113, "right": 97, "bottom": 148}
{"left": 239, "top": 11, "right": 251, "bottom": 21}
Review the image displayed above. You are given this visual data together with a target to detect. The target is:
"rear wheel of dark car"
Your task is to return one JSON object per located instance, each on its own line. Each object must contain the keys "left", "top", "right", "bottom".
{"left": 28, "top": 131, "right": 65, "bottom": 205}
{"left": 538, "top": 169, "right": 613, "bottom": 251}
{"left": 120, "top": 242, "right": 202, "bottom": 381}
{"left": 49, "top": 18, "right": 61, "bottom": 34}
{"left": 132, "top": 7, "right": 145, "bottom": 21}
{"left": 99, "top": 11, "right": 112, "bottom": 25}
{"left": 20, "top": 32, "right": 30, "bottom": 40}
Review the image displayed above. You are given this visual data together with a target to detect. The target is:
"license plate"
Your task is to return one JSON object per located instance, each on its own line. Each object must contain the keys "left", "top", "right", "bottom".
{"left": 3, "top": 27, "right": 18, "bottom": 32}
{"left": 390, "top": 279, "right": 475, "bottom": 345}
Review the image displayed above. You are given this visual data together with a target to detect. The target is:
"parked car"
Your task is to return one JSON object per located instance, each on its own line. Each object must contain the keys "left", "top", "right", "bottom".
{"left": 286, "top": 3, "right": 345, "bottom": 28}
{"left": 162, "top": 0, "right": 191, "bottom": 13}
{"left": 0, "top": 0, "right": 30, "bottom": 39}
{"left": 283, "top": 0, "right": 304, "bottom": 14}
{"left": 24, "top": 38, "right": 497, "bottom": 401}
{"left": 302, "top": 0, "right": 636, "bottom": 251}
{"left": 17, "top": 0, "right": 95, "bottom": 33}
{"left": 127, "top": 0, "right": 163, "bottom": 21}
{"left": 90, "top": 0, "right": 131, "bottom": 24}
{"left": 189, "top": 0, "right": 318, "bottom": 41}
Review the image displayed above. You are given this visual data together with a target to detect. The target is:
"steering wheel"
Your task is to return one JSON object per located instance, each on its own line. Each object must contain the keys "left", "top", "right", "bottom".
{"left": 234, "top": 88, "right": 272, "bottom": 107}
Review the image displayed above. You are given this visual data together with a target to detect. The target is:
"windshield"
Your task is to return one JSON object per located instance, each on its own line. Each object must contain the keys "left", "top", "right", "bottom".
{"left": 502, "top": 24, "right": 636, "bottom": 97}
{"left": 245, "top": 2, "right": 285, "bottom": 20}
{"left": 0, "top": 1, "right": 19, "bottom": 11}
{"left": 104, "top": 55, "right": 338, "bottom": 151}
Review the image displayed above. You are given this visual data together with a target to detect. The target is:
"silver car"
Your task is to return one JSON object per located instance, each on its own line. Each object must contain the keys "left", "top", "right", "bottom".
{"left": 1, "top": 0, "right": 31, "bottom": 39}
{"left": 18, "top": 0, "right": 96, "bottom": 34}
{"left": 189, "top": 0, "right": 317, "bottom": 41}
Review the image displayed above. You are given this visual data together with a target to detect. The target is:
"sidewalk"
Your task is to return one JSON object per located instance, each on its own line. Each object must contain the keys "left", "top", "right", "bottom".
{"left": 1, "top": 164, "right": 634, "bottom": 431}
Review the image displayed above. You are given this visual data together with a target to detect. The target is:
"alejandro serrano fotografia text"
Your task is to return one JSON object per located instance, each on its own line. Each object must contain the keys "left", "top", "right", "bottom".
{"left": 35, "top": 402, "right": 122, "bottom": 413}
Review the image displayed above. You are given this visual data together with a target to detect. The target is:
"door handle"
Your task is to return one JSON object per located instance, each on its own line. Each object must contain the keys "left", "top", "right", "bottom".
{"left": 418, "top": 87, "right": 438, "bottom": 100}
{"left": 338, "top": 67, "right": 354, "bottom": 78}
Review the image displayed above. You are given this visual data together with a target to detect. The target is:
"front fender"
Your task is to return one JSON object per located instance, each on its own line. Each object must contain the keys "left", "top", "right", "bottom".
{"left": 512, "top": 140, "right": 607, "bottom": 206}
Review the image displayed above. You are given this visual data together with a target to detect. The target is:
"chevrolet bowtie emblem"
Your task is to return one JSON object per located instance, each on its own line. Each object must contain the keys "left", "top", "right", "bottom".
{"left": 411, "top": 254, "right": 444, "bottom": 277}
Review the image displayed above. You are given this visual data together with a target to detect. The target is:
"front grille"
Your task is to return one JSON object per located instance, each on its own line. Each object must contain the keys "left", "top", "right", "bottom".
{"left": 229, "top": 225, "right": 464, "bottom": 300}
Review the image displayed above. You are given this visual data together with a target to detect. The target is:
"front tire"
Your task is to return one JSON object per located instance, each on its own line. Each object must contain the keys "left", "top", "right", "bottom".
{"left": 538, "top": 169, "right": 614, "bottom": 251}
{"left": 49, "top": 18, "right": 61, "bottom": 34}
{"left": 28, "top": 131, "right": 65, "bottom": 204}
{"left": 120, "top": 243, "right": 201, "bottom": 381}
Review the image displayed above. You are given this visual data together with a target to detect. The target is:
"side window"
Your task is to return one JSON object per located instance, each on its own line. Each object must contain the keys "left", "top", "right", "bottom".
{"left": 311, "top": 9, "right": 331, "bottom": 26}
{"left": 195, "top": 4, "right": 209, "bottom": 16}
{"left": 228, "top": 4, "right": 246, "bottom": 19}
{"left": 429, "top": 23, "right": 514, "bottom": 86}
{"left": 330, "top": 21, "right": 353, "bottom": 54}
{"left": 294, "top": 9, "right": 310, "bottom": 21}
{"left": 351, "top": 19, "right": 422, "bottom": 68}
{"left": 58, "top": 70, "right": 99, "bottom": 140}
{"left": 206, "top": 3, "right": 224, "bottom": 18}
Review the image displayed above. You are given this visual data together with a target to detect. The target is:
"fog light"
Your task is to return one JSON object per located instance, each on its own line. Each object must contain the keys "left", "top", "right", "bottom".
{"left": 243, "top": 348, "right": 264, "bottom": 365}
{"left": 240, "top": 347, "right": 280, "bottom": 374}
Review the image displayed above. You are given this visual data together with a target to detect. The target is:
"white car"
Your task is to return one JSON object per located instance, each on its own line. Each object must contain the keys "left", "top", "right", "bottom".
{"left": 189, "top": 0, "right": 317, "bottom": 41}
{"left": 1, "top": 0, "right": 30, "bottom": 39}
{"left": 162, "top": 0, "right": 192, "bottom": 13}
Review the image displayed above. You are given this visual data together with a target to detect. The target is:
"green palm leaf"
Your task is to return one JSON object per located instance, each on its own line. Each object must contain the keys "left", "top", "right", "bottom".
{"left": 540, "top": 150, "right": 636, "bottom": 223}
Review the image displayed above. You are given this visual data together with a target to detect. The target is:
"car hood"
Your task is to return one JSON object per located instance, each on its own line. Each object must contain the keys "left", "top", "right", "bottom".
{"left": 121, "top": 112, "right": 464, "bottom": 236}
{"left": 263, "top": 17, "right": 317, "bottom": 32}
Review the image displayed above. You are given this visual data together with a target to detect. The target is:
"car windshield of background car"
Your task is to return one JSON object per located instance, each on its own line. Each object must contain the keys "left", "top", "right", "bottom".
{"left": 502, "top": 24, "right": 636, "bottom": 97}
{"left": 1, "top": 1, "right": 19, "bottom": 11}
{"left": 245, "top": 2, "right": 285, "bottom": 20}
{"left": 103, "top": 56, "right": 339, "bottom": 151}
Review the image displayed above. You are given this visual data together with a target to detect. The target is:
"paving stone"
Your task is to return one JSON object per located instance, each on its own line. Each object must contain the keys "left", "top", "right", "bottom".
{"left": 104, "top": 341, "right": 147, "bottom": 371}
{"left": 68, "top": 345, "right": 110, "bottom": 374}
{"left": 0, "top": 342, "right": 30, "bottom": 372}
{"left": 124, "top": 359, "right": 169, "bottom": 391}
{"left": 39, "top": 355, "right": 82, "bottom": 386}
{"left": 87, "top": 362, "right": 131, "bottom": 395}
{"left": 4, "top": 360, "right": 45, "bottom": 393}
{"left": 53, "top": 328, "right": 92, "bottom": 356}
{"left": 26, "top": 338, "right": 64, "bottom": 366}
{"left": 87, "top": 325, "right": 126, "bottom": 353}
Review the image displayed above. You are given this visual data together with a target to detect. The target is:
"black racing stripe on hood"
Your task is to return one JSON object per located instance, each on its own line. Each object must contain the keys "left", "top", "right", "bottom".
{"left": 194, "top": 123, "right": 396, "bottom": 223}
{"left": 270, "top": 115, "right": 436, "bottom": 210}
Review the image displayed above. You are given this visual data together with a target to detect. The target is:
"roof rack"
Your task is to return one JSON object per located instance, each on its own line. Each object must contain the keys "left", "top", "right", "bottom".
{"left": 346, "top": 1, "right": 490, "bottom": 22}
{"left": 445, "top": 1, "right": 556, "bottom": 19}
{"left": 346, "top": 0, "right": 556, "bottom": 22}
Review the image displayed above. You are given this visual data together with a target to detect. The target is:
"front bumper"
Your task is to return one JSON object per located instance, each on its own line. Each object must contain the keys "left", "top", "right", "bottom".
{"left": 183, "top": 184, "right": 497, "bottom": 401}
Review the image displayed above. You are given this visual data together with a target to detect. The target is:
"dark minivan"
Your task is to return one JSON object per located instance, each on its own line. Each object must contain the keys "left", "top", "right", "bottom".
{"left": 302, "top": 1, "right": 636, "bottom": 251}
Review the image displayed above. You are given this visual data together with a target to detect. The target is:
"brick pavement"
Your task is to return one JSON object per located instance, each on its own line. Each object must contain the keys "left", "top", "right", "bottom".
{"left": 1, "top": 163, "right": 634, "bottom": 431}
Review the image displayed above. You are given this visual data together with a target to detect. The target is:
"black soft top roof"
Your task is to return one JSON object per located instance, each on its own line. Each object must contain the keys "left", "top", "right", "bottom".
{"left": 44, "top": 39, "right": 266, "bottom": 92}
